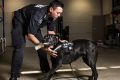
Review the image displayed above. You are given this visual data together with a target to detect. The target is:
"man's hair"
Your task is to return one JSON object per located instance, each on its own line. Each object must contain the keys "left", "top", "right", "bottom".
{"left": 48, "top": 0, "right": 64, "bottom": 9}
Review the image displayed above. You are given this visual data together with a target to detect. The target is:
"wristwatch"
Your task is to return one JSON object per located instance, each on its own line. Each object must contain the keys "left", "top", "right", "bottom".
{"left": 35, "top": 43, "right": 44, "bottom": 50}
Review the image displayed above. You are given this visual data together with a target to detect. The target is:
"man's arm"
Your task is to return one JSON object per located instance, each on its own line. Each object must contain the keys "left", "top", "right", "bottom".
{"left": 27, "top": 31, "right": 56, "bottom": 45}
{"left": 48, "top": 31, "right": 56, "bottom": 35}
{"left": 27, "top": 33, "right": 57, "bottom": 57}
{"left": 27, "top": 33, "right": 40, "bottom": 45}
{"left": 27, "top": 33, "right": 45, "bottom": 50}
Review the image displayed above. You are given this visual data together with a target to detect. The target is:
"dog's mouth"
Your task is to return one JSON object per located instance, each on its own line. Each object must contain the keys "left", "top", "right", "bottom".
{"left": 43, "top": 34, "right": 74, "bottom": 54}
{"left": 43, "top": 34, "right": 59, "bottom": 47}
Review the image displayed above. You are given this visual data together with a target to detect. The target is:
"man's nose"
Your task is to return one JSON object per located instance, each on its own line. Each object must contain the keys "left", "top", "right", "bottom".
{"left": 58, "top": 14, "right": 61, "bottom": 17}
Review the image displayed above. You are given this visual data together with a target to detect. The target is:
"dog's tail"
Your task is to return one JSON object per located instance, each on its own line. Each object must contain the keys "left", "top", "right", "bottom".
{"left": 96, "top": 40, "right": 108, "bottom": 48}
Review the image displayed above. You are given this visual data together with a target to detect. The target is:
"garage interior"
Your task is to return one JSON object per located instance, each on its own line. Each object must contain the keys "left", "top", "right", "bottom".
{"left": 0, "top": 0, "right": 120, "bottom": 80}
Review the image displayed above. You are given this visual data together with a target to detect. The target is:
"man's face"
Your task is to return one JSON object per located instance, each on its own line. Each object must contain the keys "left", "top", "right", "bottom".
{"left": 49, "top": 6, "right": 63, "bottom": 20}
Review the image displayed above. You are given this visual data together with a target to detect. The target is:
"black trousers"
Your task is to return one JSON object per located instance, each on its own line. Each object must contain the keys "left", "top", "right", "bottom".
{"left": 10, "top": 12, "right": 57, "bottom": 78}
{"left": 10, "top": 44, "right": 57, "bottom": 78}
{"left": 37, "top": 49, "right": 58, "bottom": 73}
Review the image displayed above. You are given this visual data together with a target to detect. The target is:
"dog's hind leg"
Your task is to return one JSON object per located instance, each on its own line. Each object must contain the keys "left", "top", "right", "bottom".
{"left": 82, "top": 50, "right": 98, "bottom": 80}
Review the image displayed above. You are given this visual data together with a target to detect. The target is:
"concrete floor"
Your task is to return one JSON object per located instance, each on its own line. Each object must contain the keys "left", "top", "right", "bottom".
{"left": 0, "top": 46, "right": 120, "bottom": 80}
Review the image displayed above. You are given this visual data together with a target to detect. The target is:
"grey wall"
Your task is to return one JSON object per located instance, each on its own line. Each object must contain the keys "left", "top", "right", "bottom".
{"left": 102, "top": 0, "right": 112, "bottom": 15}
{"left": 61, "top": 0, "right": 102, "bottom": 41}
{"left": 4, "top": 0, "right": 102, "bottom": 46}
{"left": 0, "top": 1, "right": 3, "bottom": 38}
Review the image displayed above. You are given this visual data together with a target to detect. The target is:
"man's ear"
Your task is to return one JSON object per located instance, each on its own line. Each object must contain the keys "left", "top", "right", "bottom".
{"left": 49, "top": 7, "right": 54, "bottom": 12}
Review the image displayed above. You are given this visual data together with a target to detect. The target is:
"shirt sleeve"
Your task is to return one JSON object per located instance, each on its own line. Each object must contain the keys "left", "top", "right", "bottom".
{"left": 28, "top": 15, "right": 46, "bottom": 41}
{"left": 27, "top": 14, "right": 40, "bottom": 35}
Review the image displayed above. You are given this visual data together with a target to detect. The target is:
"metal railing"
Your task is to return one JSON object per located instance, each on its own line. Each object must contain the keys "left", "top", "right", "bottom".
{"left": 0, "top": 37, "right": 6, "bottom": 55}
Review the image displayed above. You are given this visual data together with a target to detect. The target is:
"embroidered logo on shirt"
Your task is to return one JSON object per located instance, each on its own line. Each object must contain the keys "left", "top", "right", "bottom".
{"left": 38, "top": 19, "right": 43, "bottom": 24}
{"left": 35, "top": 4, "right": 46, "bottom": 8}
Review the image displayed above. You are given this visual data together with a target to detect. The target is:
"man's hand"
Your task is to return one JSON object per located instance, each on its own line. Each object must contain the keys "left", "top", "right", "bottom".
{"left": 40, "top": 46, "right": 57, "bottom": 57}
{"left": 59, "top": 39, "right": 68, "bottom": 43}
{"left": 47, "top": 46, "right": 57, "bottom": 57}
{"left": 35, "top": 43, "right": 57, "bottom": 57}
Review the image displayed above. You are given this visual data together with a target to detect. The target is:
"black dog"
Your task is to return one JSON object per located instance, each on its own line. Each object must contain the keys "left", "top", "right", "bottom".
{"left": 41, "top": 35, "right": 98, "bottom": 80}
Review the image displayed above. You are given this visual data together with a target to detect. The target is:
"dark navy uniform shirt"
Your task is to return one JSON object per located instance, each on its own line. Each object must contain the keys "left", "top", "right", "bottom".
{"left": 14, "top": 4, "right": 57, "bottom": 41}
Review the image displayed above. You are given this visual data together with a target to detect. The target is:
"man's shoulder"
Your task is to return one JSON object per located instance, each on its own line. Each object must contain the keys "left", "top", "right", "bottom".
{"left": 19, "top": 4, "right": 47, "bottom": 15}
{"left": 26, "top": 4, "right": 47, "bottom": 10}
{"left": 20, "top": 4, "right": 47, "bottom": 10}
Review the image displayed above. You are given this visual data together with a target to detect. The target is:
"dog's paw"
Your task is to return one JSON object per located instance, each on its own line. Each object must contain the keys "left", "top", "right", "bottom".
{"left": 38, "top": 75, "right": 51, "bottom": 80}
{"left": 37, "top": 77, "right": 49, "bottom": 80}
{"left": 88, "top": 76, "right": 97, "bottom": 80}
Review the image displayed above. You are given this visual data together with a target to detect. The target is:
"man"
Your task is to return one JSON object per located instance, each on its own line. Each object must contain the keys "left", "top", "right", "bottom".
{"left": 9, "top": 0, "right": 64, "bottom": 80}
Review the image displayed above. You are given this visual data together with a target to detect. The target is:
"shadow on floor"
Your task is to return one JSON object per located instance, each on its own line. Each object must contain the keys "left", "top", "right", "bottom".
{"left": 0, "top": 75, "right": 6, "bottom": 80}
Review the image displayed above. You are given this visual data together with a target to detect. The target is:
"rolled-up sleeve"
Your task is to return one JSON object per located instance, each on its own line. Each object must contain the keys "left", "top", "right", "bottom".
{"left": 27, "top": 15, "right": 40, "bottom": 35}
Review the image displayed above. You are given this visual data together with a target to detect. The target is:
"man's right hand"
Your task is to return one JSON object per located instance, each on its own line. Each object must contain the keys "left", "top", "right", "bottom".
{"left": 41, "top": 46, "right": 57, "bottom": 57}
{"left": 35, "top": 43, "right": 57, "bottom": 57}
{"left": 47, "top": 46, "right": 57, "bottom": 57}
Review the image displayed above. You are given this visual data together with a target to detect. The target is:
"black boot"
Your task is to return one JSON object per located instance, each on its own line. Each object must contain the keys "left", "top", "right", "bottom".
{"left": 9, "top": 77, "right": 17, "bottom": 80}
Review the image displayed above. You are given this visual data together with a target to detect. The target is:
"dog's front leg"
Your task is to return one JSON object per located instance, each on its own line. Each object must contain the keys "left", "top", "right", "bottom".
{"left": 42, "top": 59, "right": 62, "bottom": 80}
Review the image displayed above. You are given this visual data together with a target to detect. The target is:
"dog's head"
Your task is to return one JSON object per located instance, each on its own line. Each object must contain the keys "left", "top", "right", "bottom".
{"left": 43, "top": 34, "right": 59, "bottom": 47}
{"left": 43, "top": 34, "right": 74, "bottom": 53}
